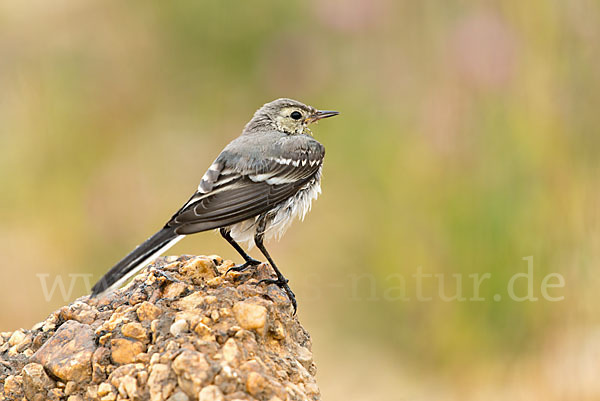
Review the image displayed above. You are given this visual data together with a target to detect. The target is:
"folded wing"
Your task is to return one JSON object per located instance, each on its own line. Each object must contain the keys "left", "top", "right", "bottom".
{"left": 168, "top": 155, "right": 322, "bottom": 235}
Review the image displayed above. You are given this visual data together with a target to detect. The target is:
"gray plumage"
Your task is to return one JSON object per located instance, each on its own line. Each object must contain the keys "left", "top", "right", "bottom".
{"left": 91, "top": 98, "right": 338, "bottom": 312}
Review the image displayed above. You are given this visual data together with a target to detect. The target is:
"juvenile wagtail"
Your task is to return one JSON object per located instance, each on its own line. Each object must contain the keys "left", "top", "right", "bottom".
{"left": 91, "top": 98, "right": 339, "bottom": 312}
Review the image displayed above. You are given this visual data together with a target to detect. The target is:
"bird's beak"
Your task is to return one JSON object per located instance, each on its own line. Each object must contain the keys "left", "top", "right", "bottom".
{"left": 306, "top": 110, "right": 340, "bottom": 124}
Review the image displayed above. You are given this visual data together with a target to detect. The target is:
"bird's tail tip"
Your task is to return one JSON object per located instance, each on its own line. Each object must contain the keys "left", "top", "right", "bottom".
{"left": 89, "top": 227, "right": 182, "bottom": 298}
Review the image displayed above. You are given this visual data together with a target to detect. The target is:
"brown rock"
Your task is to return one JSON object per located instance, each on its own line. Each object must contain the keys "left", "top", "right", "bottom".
{"left": 9, "top": 336, "right": 31, "bottom": 357}
{"left": 138, "top": 369, "right": 149, "bottom": 386}
{"left": 65, "top": 381, "right": 77, "bottom": 395}
{"left": 97, "top": 382, "right": 115, "bottom": 397}
{"left": 173, "top": 292, "right": 206, "bottom": 311}
{"left": 163, "top": 281, "right": 188, "bottom": 298}
{"left": 172, "top": 350, "right": 214, "bottom": 397}
{"left": 221, "top": 338, "right": 241, "bottom": 365}
{"left": 136, "top": 301, "right": 163, "bottom": 322}
{"left": 48, "top": 388, "right": 64, "bottom": 401}
{"left": 121, "top": 322, "right": 148, "bottom": 342}
{"left": 199, "top": 385, "right": 224, "bottom": 401}
{"left": 60, "top": 301, "right": 98, "bottom": 325}
{"left": 32, "top": 320, "right": 96, "bottom": 382}
{"left": 22, "top": 362, "right": 55, "bottom": 400}
{"left": 167, "top": 391, "right": 190, "bottom": 401}
{"left": 98, "top": 331, "right": 113, "bottom": 346}
{"left": 110, "top": 338, "right": 145, "bottom": 365}
{"left": 246, "top": 371, "right": 268, "bottom": 397}
{"left": 92, "top": 347, "right": 112, "bottom": 382}
{"left": 233, "top": 301, "right": 268, "bottom": 335}
{"left": 295, "top": 345, "right": 314, "bottom": 370}
{"left": 103, "top": 305, "right": 132, "bottom": 331}
{"left": 116, "top": 375, "right": 138, "bottom": 399}
{"left": 86, "top": 384, "right": 98, "bottom": 399}
{"left": 193, "top": 321, "right": 213, "bottom": 340}
{"left": 148, "top": 363, "right": 175, "bottom": 401}
{"left": 179, "top": 257, "right": 219, "bottom": 284}
{"left": 0, "top": 255, "right": 320, "bottom": 401}
{"left": 8, "top": 330, "right": 26, "bottom": 346}
{"left": 169, "top": 319, "right": 189, "bottom": 337}
{"left": 226, "top": 391, "right": 252, "bottom": 401}
{"left": 3, "top": 374, "right": 24, "bottom": 397}
{"left": 271, "top": 321, "right": 286, "bottom": 340}
{"left": 107, "top": 363, "right": 143, "bottom": 400}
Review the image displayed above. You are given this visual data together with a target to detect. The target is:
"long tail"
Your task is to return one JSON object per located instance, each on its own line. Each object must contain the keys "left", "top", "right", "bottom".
{"left": 91, "top": 227, "right": 183, "bottom": 296}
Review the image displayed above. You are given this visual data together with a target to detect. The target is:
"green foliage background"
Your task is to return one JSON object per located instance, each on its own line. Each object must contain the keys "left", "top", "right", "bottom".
{"left": 1, "top": 1, "right": 599, "bottom": 399}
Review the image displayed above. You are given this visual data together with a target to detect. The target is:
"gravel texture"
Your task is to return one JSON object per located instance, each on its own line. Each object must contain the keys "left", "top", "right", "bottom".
{"left": 0, "top": 255, "right": 319, "bottom": 401}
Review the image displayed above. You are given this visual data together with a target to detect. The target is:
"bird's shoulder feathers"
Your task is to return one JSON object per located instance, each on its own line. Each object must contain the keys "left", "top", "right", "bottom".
{"left": 166, "top": 131, "right": 324, "bottom": 234}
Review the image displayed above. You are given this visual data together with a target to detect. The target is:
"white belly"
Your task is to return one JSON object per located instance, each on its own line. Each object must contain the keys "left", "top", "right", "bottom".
{"left": 226, "top": 170, "right": 322, "bottom": 248}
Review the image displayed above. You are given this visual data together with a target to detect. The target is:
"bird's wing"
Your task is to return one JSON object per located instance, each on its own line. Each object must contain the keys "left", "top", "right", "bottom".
{"left": 167, "top": 154, "right": 322, "bottom": 234}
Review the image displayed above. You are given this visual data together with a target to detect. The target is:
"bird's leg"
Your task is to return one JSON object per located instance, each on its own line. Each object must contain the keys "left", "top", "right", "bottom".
{"left": 220, "top": 228, "right": 261, "bottom": 273}
{"left": 253, "top": 219, "right": 297, "bottom": 313}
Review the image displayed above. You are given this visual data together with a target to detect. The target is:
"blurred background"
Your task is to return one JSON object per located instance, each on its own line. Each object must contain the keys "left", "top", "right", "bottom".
{"left": 1, "top": 0, "right": 599, "bottom": 399}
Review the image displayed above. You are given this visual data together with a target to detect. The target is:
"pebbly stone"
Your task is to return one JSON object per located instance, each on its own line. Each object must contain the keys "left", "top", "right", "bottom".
{"left": 32, "top": 320, "right": 96, "bottom": 382}
{"left": 221, "top": 338, "right": 241, "bottom": 365}
{"left": 121, "top": 322, "right": 148, "bottom": 342}
{"left": 116, "top": 375, "right": 138, "bottom": 399}
{"left": 21, "top": 363, "right": 55, "bottom": 400}
{"left": 110, "top": 338, "right": 145, "bottom": 365}
{"left": 199, "top": 385, "right": 224, "bottom": 401}
{"left": 97, "top": 382, "right": 115, "bottom": 397}
{"left": 148, "top": 363, "right": 175, "bottom": 401}
{"left": 233, "top": 301, "right": 268, "bottom": 335}
{"left": 167, "top": 390, "right": 190, "bottom": 401}
{"left": 173, "top": 292, "right": 206, "bottom": 311}
{"left": 59, "top": 301, "right": 98, "bottom": 325}
{"left": 172, "top": 349, "right": 214, "bottom": 397}
{"left": 136, "top": 301, "right": 163, "bottom": 322}
{"left": 169, "top": 319, "right": 189, "bottom": 337}
{"left": 0, "top": 255, "right": 320, "bottom": 401}
{"left": 3, "top": 374, "right": 24, "bottom": 398}
{"left": 8, "top": 330, "right": 26, "bottom": 347}
{"left": 162, "top": 281, "right": 188, "bottom": 298}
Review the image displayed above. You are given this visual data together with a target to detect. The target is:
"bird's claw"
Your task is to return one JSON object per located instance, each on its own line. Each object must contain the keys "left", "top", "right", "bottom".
{"left": 225, "top": 258, "right": 261, "bottom": 275}
{"left": 255, "top": 278, "right": 297, "bottom": 314}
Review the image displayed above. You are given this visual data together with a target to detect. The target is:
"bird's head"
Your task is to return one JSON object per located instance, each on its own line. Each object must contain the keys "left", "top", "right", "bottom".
{"left": 245, "top": 98, "right": 339, "bottom": 135}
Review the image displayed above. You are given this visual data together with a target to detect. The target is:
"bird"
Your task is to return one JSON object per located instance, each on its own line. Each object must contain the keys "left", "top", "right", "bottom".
{"left": 90, "top": 98, "right": 339, "bottom": 312}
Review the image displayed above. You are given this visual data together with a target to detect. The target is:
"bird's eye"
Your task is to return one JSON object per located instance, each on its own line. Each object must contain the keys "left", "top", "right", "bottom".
{"left": 290, "top": 111, "right": 302, "bottom": 120}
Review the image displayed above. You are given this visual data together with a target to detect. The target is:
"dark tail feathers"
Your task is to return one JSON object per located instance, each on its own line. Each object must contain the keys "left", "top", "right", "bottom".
{"left": 91, "top": 226, "right": 179, "bottom": 296}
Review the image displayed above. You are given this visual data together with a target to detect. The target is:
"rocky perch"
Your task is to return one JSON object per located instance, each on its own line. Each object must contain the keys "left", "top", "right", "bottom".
{"left": 0, "top": 255, "right": 319, "bottom": 401}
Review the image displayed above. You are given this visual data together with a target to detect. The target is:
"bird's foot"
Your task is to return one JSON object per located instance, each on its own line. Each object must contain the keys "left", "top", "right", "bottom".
{"left": 226, "top": 258, "right": 262, "bottom": 275}
{"left": 256, "top": 277, "right": 297, "bottom": 314}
